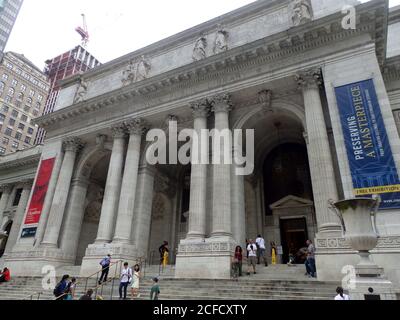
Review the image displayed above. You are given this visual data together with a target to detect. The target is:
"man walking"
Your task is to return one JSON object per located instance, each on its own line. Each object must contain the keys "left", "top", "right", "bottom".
{"left": 246, "top": 239, "right": 257, "bottom": 275}
{"left": 305, "top": 240, "right": 316, "bottom": 278}
{"left": 99, "top": 254, "right": 111, "bottom": 284}
{"left": 256, "top": 234, "right": 268, "bottom": 266}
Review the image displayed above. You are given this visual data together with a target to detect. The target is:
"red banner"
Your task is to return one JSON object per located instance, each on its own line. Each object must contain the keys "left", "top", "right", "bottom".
{"left": 24, "top": 158, "right": 55, "bottom": 225}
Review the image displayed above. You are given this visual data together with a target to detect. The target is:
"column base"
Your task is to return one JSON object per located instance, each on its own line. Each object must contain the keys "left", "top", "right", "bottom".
{"left": 80, "top": 242, "right": 141, "bottom": 277}
{"left": 4, "top": 246, "right": 75, "bottom": 276}
{"left": 348, "top": 277, "right": 397, "bottom": 300}
{"left": 175, "top": 236, "right": 236, "bottom": 279}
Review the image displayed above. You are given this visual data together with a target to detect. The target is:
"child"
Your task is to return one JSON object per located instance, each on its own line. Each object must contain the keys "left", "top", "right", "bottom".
{"left": 150, "top": 277, "right": 160, "bottom": 300}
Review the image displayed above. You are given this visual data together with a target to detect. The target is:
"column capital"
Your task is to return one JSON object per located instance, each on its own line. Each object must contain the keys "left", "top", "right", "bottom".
{"left": 124, "top": 118, "right": 148, "bottom": 136}
{"left": 63, "top": 137, "right": 85, "bottom": 153}
{"left": 111, "top": 123, "right": 126, "bottom": 139}
{"left": 190, "top": 99, "right": 210, "bottom": 119}
{"left": 0, "top": 184, "right": 13, "bottom": 193}
{"left": 295, "top": 68, "right": 322, "bottom": 90}
{"left": 19, "top": 179, "right": 33, "bottom": 189}
{"left": 209, "top": 93, "right": 233, "bottom": 113}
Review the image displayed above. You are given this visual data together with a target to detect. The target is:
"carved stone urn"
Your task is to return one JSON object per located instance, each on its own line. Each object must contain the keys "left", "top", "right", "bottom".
{"left": 330, "top": 197, "right": 383, "bottom": 277}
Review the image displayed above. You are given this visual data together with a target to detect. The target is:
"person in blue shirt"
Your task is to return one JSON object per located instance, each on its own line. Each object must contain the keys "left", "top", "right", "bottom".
{"left": 54, "top": 274, "right": 70, "bottom": 300}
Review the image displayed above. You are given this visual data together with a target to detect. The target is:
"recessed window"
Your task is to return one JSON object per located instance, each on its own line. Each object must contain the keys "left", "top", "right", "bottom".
{"left": 0, "top": 82, "right": 5, "bottom": 91}
{"left": 37, "top": 95, "right": 43, "bottom": 102}
{"left": 1, "top": 105, "right": 9, "bottom": 113}
{"left": 29, "top": 90, "right": 35, "bottom": 97}
{"left": 0, "top": 147, "right": 6, "bottom": 155}
{"left": 33, "top": 109, "right": 39, "bottom": 116}
{"left": 5, "top": 128, "right": 12, "bottom": 136}
{"left": 8, "top": 118, "right": 15, "bottom": 126}
{"left": 17, "top": 92, "right": 24, "bottom": 101}
{"left": 11, "top": 141, "right": 19, "bottom": 149}
{"left": 2, "top": 74, "right": 9, "bottom": 80}
{"left": 20, "top": 84, "right": 26, "bottom": 92}
{"left": 15, "top": 132, "right": 22, "bottom": 140}
{"left": 24, "top": 105, "right": 30, "bottom": 112}
{"left": 27, "top": 127, "right": 34, "bottom": 135}
{"left": 5, "top": 96, "right": 12, "bottom": 103}
{"left": 11, "top": 110, "right": 18, "bottom": 118}
{"left": 2, "top": 137, "right": 9, "bottom": 145}
{"left": 18, "top": 123, "right": 25, "bottom": 130}
{"left": 24, "top": 137, "right": 31, "bottom": 144}
{"left": 6, "top": 63, "right": 13, "bottom": 70}
{"left": 21, "top": 115, "right": 28, "bottom": 122}
{"left": 27, "top": 97, "right": 32, "bottom": 105}
{"left": 11, "top": 79, "right": 18, "bottom": 87}
{"left": 8, "top": 87, "right": 15, "bottom": 96}
{"left": 0, "top": 113, "right": 4, "bottom": 122}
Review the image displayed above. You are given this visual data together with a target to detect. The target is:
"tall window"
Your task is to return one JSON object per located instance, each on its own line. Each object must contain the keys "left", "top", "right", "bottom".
{"left": 0, "top": 82, "right": 5, "bottom": 91}
{"left": 15, "top": 132, "right": 22, "bottom": 140}
{"left": 29, "top": 90, "right": 35, "bottom": 97}
{"left": 8, "top": 88, "right": 15, "bottom": 96}
{"left": 17, "top": 92, "right": 24, "bottom": 101}
{"left": 0, "top": 147, "right": 5, "bottom": 155}
{"left": 20, "top": 84, "right": 26, "bottom": 92}
{"left": 11, "top": 79, "right": 18, "bottom": 87}
{"left": 2, "top": 74, "right": 9, "bottom": 81}
{"left": 27, "top": 97, "right": 32, "bottom": 105}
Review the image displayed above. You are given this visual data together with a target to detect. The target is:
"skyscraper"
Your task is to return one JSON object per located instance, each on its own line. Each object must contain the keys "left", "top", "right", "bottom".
{"left": 34, "top": 45, "right": 101, "bottom": 145}
{"left": 0, "top": 0, "right": 24, "bottom": 54}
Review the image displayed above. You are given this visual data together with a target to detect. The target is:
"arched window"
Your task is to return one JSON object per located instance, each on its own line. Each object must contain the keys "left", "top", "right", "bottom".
{"left": 8, "top": 87, "right": 15, "bottom": 96}
{"left": 0, "top": 82, "right": 5, "bottom": 91}
{"left": 27, "top": 97, "right": 32, "bottom": 105}
{"left": 17, "top": 92, "right": 24, "bottom": 101}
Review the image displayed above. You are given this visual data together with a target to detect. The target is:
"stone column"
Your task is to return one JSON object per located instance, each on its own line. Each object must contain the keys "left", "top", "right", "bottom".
{"left": 0, "top": 185, "right": 13, "bottom": 229}
{"left": 59, "top": 178, "right": 89, "bottom": 258}
{"left": 187, "top": 99, "right": 209, "bottom": 240}
{"left": 42, "top": 137, "right": 84, "bottom": 247}
{"left": 210, "top": 93, "right": 233, "bottom": 238}
{"left": 231, "top": 160, "right": 246, "bottom": 246}
{"left": 132, "top": 167, "right": 155, "bottom": 257}
{"left": 4, "top": 180, "right": 32, "bottom": 254}
{"left": 296, "top": 69, "right": 341, "bottom": 236}
{"left": 95, "top": 124, "right": 126, "bottom": 243}
{"left": 113, "top": 119, "right": 147, "bottom": 244}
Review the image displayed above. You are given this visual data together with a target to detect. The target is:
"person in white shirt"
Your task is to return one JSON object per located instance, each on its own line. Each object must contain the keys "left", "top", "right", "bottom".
{"left": 247, "top": 239, "right": 257, "bottom": 275}
{"left": 255, "top": 235, "right": 268, "bottom": 266}
{"left": 334, "top": 287, "right": 350, "bottom": 300}
{"left": 119, "top": 262, "right": 132, "bottom": 300}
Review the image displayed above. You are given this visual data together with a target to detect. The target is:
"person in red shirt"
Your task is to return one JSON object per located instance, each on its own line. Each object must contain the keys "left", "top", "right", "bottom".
{"left": 0, "top": 267, "right": 10, "bottom": 283}
{"left": 233, "top": 246, "right": 243, "bottom": 278}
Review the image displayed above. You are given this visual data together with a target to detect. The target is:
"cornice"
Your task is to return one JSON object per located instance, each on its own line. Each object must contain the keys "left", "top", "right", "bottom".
{"left": 35, "top": 1, "right": 388, "bottom": 132}
{"left": 0, "top": 153, "right": 41, "bottom": 170}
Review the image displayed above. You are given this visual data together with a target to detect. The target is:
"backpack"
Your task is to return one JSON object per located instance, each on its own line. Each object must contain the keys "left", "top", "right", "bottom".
{"left": 100, "top": 258, "right": 109, "bottom": 267}
{"left": 53, "top": 282, "right": 63, "bottom": 297}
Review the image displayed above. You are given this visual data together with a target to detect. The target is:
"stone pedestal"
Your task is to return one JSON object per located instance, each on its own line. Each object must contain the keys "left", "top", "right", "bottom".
{"left": 349, "top": 277, "right": 397, "bottom": 300}
{"left": 175, "top": 237, "right": 235, "bottom": 279}
{"left": 80, "top": 242, "right": 140, "bottom": 277}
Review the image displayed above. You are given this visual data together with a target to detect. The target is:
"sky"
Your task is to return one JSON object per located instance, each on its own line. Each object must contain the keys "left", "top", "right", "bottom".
{"left": 5, "top": 0, "right": 400, "bottom": 70}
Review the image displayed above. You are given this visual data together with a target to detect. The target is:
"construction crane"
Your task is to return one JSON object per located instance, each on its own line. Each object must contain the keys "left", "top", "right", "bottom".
{"left": 75, "top": 14, "right": 89, "bottom": 48}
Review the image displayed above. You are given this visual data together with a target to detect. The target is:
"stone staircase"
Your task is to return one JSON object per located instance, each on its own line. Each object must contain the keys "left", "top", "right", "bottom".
{"left": 0, "top": 264, "right": 341, "bottom": 300}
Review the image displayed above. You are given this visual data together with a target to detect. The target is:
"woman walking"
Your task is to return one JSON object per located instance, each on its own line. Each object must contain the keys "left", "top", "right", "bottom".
{"left": 131, "top": 264, "right": 141, "bottom": 299}
{"left": 270, "top": 242, "right": 277, "bottom": 265}
{"left": 233, "top": 246, "right": 243, "bottom": 277}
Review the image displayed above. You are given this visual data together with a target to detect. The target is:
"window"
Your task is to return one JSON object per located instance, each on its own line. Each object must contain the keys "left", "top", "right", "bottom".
{"left": 2, "top": 137, "right": 9, "bottom": 145}
{"left": 5, "top": 96, "right": 12, "bottom": 103}
{"left": 2, "top": 105, "right": 9, "bottom": 113}
{"left": 0, "top": 113, "right": 4, "bottom": 122}
{"left": 24, "top": 105, "right": 30, "bottom": 112}
{"left": 11, "top": 79, "right": 18, "bottom": 87}
{"left": 16, "top": 68, "right": 22, "bottom": 75}
{"left": 0, "top": 82, "right": 5, "bottom": 91}
{"left": 8, "top": 87, "right": 15, "bottom": 96}
{"left": 32, "top": 109, "right": 39, "bottom": 116}
{"left": 27, "top": 97, "right": 32, "bottom": 105}
{"left": 6, "top": 63, "right": 13, "bottom": 70}
{"left": 11, "top": 110, "right": 18, "bottom": 118}
{"left": 5, "top": 128, "right": 12, "bottom": 136}
{"left": 0, "top": 147, "right": 5, "bottom": 155}
{"left": 24, "top": 137, "right": 31, "bottom": 144}
{"left": 15, "top": 132, "right": 22, "bottom": 140}
{"left": 29, "top": 90, "right": 35, "bottom": 97}
{"left": 18, "top": 123, "right": 25, "bottom": 130}
{"left": 17, "top": 92, "right": 24, "bottom": 101}
{"left": 21, "top": 115, "right": 28, "bottom": 122}
{"left": 27, "top": 127, "right": 34, "bottom": 135}
{"left": 2, "top": 74, "right": 9, "bottom": 80}
{"left": 13, "top": 189, "right": 23, "bottom": 206}
{"left": 11, "top": 141, "right": 19, "bottom": 149}
{"left": 20, "top": 84, "right": 26, "bottom": 92}
{"left": 37, "top": 95, "right": 43, "bottom": 102}
{"left": 8, "top": 118, "right": 15, "bottom": 126}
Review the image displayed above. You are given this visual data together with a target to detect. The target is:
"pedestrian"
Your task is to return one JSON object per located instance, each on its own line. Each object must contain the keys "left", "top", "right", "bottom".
{"left": 65, "top": 277, "right": 77, "bottom": 300}
{"left": 233, "top": 246, "right": 243, "bottom": 277}
{"left": 79, "top": 289, "right": 94, "bottom": 300}
{"left": 53, "top": 274, "right": 69, "bottom": 300}
{"left": 131, "top": 264, "right": 141, "bottom": 299}
{"left": 159, "top": 241, "right": 169, "bottom": 266}
{"left": 150, "top": 277, "right": 160, "bottom": 300}
{"left": 334, "top": 287, "right": 350, "bottom": 300}
{"left": 246, "top": 239, "right": 257, "bottom": 275}
{"left": 305, "top": 240, "right": 316, "bottom": 278}
{"left": 270, "top": 241, "right": 277, "bottom": 265}
{"left": 0, "top": 267, "right": 10, "bottom": 283}
{"left": 98, "top": 254, "right": 111, "bottom": 285}
{"left": 119, "top": 262, "right": 132, "bottom": 300}
{"left": 255, "top": 234, "right": 268, "bottom": 266}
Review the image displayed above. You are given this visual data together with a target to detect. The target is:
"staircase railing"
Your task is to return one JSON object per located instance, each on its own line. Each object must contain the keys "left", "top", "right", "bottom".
{"left": 23, "top": 291, "right": 42, "bottom": 300}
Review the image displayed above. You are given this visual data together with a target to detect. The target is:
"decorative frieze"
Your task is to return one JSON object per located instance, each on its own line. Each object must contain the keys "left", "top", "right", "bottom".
{"left": 316, "top": 236, "right": 400, "bottom": 250}
{"left": 178, "top": 241, "right": 236, "bottom": 254}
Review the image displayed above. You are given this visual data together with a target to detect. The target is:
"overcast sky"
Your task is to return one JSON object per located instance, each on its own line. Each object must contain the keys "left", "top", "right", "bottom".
{"left": 5, "top": 0, "right": 400, "bottom": 70}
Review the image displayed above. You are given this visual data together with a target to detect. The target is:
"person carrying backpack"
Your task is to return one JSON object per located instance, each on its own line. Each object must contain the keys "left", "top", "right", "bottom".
{"left": 98, "top": 254, "right": 111, "bottom": 285}
{"left": 53, "top": 275, "right": 70, "bottom": 300}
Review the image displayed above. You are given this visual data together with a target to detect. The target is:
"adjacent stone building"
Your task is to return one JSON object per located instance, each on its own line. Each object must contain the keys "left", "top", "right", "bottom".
{"left": 0, "top": 52, "right": 49, "bottom": 155}
{"left": 0, "top": 0, "right": 400, "bottom": 289}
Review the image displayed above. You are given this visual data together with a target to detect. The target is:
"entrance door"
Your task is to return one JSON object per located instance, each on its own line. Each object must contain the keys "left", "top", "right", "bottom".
{"left": 280, "top": 218, "right": 308, "bottom": 264}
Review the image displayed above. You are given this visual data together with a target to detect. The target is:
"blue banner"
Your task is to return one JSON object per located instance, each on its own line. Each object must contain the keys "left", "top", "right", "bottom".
{"left": 335, "top": 79, "right": 400, "bottom": 209}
